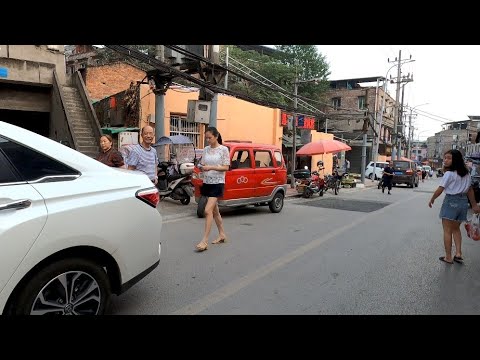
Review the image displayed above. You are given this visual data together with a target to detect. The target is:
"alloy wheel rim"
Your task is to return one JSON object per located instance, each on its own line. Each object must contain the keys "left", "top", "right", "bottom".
{"left": 30, "top": 271, "right": 101, "bottom": 315}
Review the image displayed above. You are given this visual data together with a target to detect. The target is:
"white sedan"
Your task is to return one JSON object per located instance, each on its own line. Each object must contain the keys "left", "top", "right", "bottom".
{"left": 0, "top": 121, "right": 162, "bottom": 315}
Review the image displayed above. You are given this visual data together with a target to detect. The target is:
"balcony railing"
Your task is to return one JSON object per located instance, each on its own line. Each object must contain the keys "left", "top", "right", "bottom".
{"left": 465, "top": 143, "right": 480, "bottom": 156}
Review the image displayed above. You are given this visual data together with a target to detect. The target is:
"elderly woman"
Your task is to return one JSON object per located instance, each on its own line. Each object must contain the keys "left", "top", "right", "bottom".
{"left": 96, "top": 135, "right": 125, "bottom": 168}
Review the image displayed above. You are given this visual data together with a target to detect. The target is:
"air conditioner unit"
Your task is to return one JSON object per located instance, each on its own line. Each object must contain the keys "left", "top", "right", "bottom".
{"left": 187, "top": 100, "right": 211, "bottom": 124}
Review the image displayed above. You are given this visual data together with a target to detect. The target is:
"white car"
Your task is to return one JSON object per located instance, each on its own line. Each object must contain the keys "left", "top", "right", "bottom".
{"left": 0, "top": 121, "right": 162, "bottom": 315}
{"left": 365, "top": 161, "right": 388, "bottom": 180}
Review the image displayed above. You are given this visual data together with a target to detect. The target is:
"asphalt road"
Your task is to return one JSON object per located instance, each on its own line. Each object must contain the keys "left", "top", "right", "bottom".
{"left": 111, "top": 177, "right": 480, "bottom": 314}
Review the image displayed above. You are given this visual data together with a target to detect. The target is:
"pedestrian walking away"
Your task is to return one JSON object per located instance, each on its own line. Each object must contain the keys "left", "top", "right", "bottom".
{"left": 382, "top": 161, "right": 394, "bottom": 195}
{"left": 126, "top": 126, "right": 159, "bottom": 184}
{"left": 96, "top": 134, "right": 125, "bottom": 168}
{"left": 195, "top": 127, "right": 230, "bottom": 252}
{"left": 428, "top": 150, "right": 480, "bottom": 265}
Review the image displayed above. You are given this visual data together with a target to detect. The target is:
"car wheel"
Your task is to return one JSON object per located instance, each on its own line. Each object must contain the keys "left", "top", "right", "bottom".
{"left": 368, "top": 173, "right": 372, "bottom": 180}
{"left": 7, "top": 258, "right": 111, "bottom": 315}
{"left": 269, "top": 192, "right": 284, "bottom": 213}
{"left": 180, "top": 196, "right": 190, "bottom": 205}
{"left": 196, "top": 195, "right": 207, "bottom": 218}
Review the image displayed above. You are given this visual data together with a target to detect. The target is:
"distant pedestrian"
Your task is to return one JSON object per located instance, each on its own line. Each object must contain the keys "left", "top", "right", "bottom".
{"left": 382, "top": 161, "right": 394, "bottom": 195}
{"left": 195, "top": 127, "right": 230, "bottom": 252}
{"left": 96, "top": 135, "right": 125, "bottom": 168}
{"left": 126, "top": 126, "right": 159, "bottom": 184}
{"left": 429, "top": 150, "right": 480, "bottom": 264}
{"left": 345, "top": 158, "right": 351, "bottom": 172}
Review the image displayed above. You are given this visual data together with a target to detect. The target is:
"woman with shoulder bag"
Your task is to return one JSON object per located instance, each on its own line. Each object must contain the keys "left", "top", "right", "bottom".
{"left": 429, "top": 150, "right": 480, "bottom": 264}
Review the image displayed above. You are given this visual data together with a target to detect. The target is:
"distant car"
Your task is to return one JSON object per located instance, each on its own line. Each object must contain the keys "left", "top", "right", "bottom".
{"left": 365, "top": 161, "right": 388, "bottom": 180}
{"left": 0, "top": 121, "right": 162, "bottom": 315}
{"left": 392, "top": 160, "right": 419, "bottom": 188}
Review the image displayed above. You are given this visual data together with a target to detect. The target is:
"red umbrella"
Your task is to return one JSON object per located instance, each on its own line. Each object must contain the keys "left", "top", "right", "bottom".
{"left": 296, "top": 139, "right": 351, "bottom": 156}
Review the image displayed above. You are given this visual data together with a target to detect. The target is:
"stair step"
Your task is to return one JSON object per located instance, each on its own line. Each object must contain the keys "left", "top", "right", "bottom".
{"left": 77, "top": 145, "right": 99, "bottom": 153}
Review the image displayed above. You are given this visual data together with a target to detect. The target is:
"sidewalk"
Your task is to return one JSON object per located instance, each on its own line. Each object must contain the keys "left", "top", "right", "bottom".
{"left": 160, "top": 180, "right": 379, "bottom": 221}
{"left": 286, "top": 179, "right": 378, "bottom": 197}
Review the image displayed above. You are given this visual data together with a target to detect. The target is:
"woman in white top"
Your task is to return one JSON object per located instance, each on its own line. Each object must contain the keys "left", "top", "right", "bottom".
{"left": 429, "top": 150, "right": 480, "bottom": 264}
{"left": 195, "top": 127, "right": 230, "bottom": 252}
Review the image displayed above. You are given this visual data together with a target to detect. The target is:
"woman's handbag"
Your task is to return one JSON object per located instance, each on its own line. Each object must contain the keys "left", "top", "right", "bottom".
{"left": 465, "top": 213, "right": 480, "bottom": 241}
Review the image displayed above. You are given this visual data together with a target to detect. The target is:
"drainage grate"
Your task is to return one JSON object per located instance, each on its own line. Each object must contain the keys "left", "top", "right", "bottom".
{"left": 297, "top": 198, "right": 390, "bottom": 213}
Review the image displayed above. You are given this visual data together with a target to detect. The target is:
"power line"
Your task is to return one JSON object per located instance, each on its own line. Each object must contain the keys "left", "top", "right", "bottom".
{"left": 165, "top": 44, "right": 364, "bottom": 114}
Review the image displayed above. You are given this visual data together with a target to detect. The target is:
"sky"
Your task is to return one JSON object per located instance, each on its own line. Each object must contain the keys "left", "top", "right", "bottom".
{"left": 314, "top": 45, "right": 480, "bottom": 141}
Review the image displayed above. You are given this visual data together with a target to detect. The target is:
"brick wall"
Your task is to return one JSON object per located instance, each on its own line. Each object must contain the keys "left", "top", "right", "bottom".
{"left": 85, "top": 62, "right": 146, "bottom": 102}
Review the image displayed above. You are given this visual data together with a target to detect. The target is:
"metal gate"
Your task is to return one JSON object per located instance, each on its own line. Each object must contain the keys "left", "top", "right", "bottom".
{"left": 170, "top": 114, "right": 202, "bottom": 148}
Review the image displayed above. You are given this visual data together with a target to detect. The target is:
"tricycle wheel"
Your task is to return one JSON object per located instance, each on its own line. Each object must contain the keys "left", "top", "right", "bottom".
{"left": 197, "top": 196, "right": 207, "bottom": 218}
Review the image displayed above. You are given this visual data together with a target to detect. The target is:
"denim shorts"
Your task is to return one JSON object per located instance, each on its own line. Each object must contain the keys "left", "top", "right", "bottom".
{"left": 439, "top": 193, "right": 469, "bottom": 222}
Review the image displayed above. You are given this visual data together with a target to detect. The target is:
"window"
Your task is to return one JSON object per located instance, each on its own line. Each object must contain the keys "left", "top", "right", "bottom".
{"left": 274, "top": 151, "right": 283, "bottom": 167}
{"left": 358, "top": 96, "right": 366, "bottom": 110}
{"left": 0, "top": 136, "right": 79, "bottom": 182}
{"left": 254, "top": 151, "right": 273, "bottom": 168}
{"left": 170, "top": 114, "right": 202, "bottom": 148}
{"left": 0, "top": 152, "right": 19, "bottom": 184}
{"left": 231, "top": 149, "right": 252, "bottom": 169}
{"left": 332, "top": 97, "right": 341, "bottom": 110}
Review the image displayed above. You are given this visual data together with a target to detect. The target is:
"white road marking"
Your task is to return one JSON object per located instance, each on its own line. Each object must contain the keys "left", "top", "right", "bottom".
{"left": 171, "top": 192, "right": 421, "bottom": 315}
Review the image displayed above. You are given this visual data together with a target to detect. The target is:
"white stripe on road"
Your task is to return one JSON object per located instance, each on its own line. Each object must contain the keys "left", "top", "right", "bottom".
{"left": 171, "top": 191, "right": 421, "bottom": 315}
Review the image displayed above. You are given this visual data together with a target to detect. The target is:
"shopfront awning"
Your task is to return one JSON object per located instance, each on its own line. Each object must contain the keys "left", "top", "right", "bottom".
{"left": 282, "top": 134, "right": 303, "bottom": 148}
{"left": 101, "top": 127, "right": 140, "bottom": 135}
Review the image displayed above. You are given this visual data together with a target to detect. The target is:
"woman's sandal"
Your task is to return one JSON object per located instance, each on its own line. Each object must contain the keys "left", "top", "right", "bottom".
{"left": 453, "top": 256, "right": 464, "bottom": 264}
{"left": 195, "top": 241, "right": 208, "bottom": 252}
{"left": 212, "top": 236, "right": 227, "bottom": 244}
{"left": 439, "top": 256, "right": 454, "bottom": 264}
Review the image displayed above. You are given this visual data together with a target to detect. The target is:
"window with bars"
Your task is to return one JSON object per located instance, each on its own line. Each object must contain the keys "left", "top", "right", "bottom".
{"left": 170, "top": 114, "right": 203, "bottom": 148}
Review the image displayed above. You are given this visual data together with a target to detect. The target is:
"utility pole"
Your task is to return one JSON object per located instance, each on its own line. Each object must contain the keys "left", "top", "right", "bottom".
{"left": 392, "top": 50, "right": 402, "bottom": 160}
{"left": 398, "top": 82, "right": 406, "bottom": 158}
{"left": 360, "top": 88, "right": 369, "bottom": 184}
{"left": 153, "top": 45, "right": 166, "bottom": 140}
{"left": 224, "top": 46, "right": 229, "bottom": 90}
{"left": 290, "top": 73, "right": 298, "bottom": 188}
{"left": 208, "top": 45, "right": 219, "bottom": 129}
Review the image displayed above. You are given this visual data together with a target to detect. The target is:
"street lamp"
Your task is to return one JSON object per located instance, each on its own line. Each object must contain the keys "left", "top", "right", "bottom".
{"left": 412, "top": 129, "right": 430, "bottom": 161}
{"left": 372, "top": 58, "right": 415, "bottom": 181}
{"left": 290, "top": 76, "right": 322, "bottom": 188}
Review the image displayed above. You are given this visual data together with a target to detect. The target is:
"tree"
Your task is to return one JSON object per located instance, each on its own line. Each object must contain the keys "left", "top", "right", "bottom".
{"left": 219, "top": 45, "right": 296, "bottom": 106}
{"left": 275, "top": 45, "right": 331, "bottom": 103}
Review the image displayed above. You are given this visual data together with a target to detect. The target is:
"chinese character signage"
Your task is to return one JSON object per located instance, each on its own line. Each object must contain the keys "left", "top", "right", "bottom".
{"left": 280, "top": 112, "right": 315, "bottom": 130}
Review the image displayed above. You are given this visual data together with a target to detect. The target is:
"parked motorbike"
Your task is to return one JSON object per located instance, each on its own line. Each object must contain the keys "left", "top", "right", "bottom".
{"left": 303, "top": 170, "right": 325, "bottom": 198}
{"left": 152, "top": 135, "right": 196, "bottom": 205}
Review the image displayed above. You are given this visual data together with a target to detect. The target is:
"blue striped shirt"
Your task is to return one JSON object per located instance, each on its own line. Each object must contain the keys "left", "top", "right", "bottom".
{"left": 126, "top": 144, "right": 159, "bottom": 181}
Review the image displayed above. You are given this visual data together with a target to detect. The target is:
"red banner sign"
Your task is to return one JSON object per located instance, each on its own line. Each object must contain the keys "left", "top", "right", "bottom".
{"left": 281, "top": 112, "right": 315, "bottom": 130}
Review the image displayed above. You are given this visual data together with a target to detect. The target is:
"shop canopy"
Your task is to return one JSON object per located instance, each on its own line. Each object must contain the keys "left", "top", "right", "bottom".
{"left": 282, "top": 134, "right": 303, "bottom": 148}
{"left": 101, "top": 127, "right": 139, "bottom": 135}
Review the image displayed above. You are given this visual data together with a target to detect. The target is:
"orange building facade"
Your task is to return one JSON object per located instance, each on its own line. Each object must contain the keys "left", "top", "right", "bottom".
{"left": 138, "top": 85, "right": 334, "bottom": 172}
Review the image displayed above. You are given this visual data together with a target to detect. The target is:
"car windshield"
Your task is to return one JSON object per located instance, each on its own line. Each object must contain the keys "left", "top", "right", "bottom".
{"left": 393, "top": 161, "right": 410, "bottom": 170}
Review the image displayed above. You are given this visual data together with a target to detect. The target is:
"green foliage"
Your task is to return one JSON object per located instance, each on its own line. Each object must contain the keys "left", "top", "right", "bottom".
{"left": 275, "top": 45, "right": 331, "bottom": 101}
{"left": 220, "top": 45, "right": 330, "bottom": 108}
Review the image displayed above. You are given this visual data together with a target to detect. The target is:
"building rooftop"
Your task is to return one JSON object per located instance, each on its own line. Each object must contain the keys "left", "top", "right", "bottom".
{"left": 329, "top": 76, "right": 385, "bottom": 89}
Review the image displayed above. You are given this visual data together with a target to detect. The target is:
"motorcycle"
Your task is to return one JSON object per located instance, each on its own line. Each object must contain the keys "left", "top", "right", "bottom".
{"left": 302, "top": 170, "right": 325, "bottom": 198}
{"left": 152, "top": 135, "right": 196, "bottom": 205}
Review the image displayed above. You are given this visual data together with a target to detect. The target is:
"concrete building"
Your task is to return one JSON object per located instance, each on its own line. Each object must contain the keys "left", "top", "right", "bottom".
{"left": 427, "top": 116, "right": 480, "bottom": 164}
{"left": 0, "top": 45, "right": 102, "bottom": 157}
{"left": 323, "top": 77, "right": 396, "bottom": 173}
{"left": 85, "top": 61, "right": 334, "bottom": 174}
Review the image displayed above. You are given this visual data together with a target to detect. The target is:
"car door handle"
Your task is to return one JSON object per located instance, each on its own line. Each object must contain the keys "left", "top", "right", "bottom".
{"left": 0, "top": 199, "right": 32, "bottom": 211}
